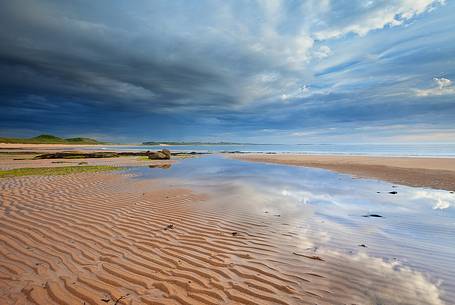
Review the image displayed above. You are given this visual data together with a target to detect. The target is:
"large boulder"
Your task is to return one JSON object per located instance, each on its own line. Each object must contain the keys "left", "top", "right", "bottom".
{"left": 147, "top": 149, "right": 171, "bottom": 160}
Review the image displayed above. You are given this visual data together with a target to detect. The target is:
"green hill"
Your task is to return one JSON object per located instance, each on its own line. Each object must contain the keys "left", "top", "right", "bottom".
{"left": 0, "top": 134, "right": 106, "bottom": 144}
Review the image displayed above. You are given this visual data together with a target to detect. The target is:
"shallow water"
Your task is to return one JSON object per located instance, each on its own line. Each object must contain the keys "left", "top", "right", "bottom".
{"left": 132, "top": 156, "right": 455, "bottom": 304}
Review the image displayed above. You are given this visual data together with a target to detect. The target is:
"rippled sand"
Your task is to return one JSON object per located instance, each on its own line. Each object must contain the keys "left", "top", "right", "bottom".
{"left": 1, "top": 163, "right": 450, "bottom": 304}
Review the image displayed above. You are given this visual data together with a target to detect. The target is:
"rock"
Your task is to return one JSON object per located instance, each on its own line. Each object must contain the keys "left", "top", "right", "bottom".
{"left": 149, "top": 164, "right": 172, "bottom": 169}
{"left": 389, "top": 191, "right": 398, "bottom": 194}
{"left": 148, "top": 149, "right": 171, "bottom": 160}
{"left": 161, "top": 149, "right": 171, "bottom": 158}
{"left": 34, "top": 152, "right": 119, "bottom": 159}
{"left": 362, "top": 214, "right": 383, "bottom": 218}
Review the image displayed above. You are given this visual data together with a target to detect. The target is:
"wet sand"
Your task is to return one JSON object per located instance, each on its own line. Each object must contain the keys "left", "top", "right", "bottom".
{"left": 0, "top": 167, "right": 343, "bottom": 305}
{"left": 1, "top": 168, "right": 448, "bottom": 304}
{"left": 0, "top": 151, "right": 452, "bottom": 304}
{"left": 232, "top": 154, "right": 455, "bottom": 191}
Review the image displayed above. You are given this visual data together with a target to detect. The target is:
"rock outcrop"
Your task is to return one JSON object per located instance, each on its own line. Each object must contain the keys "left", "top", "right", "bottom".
{"left": 147, "top": 149, "right": 171, "bottom": 160}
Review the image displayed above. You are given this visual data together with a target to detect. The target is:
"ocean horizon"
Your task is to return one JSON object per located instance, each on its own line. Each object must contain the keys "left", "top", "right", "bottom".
{"left": 100, "top": 143, "right": 455, "bottom": 157}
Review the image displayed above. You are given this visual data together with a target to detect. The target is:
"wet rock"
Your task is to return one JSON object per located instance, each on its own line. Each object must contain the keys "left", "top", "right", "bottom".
{"left": 149, "top": 164, "right": 172, "bottom": 169}
{"left": 389, "top": 191, "right": 398, "bottom": 194}
{"left": 362, "top": 214, "right": 383, "bottom": 218}
{"left": 34, "top": 152, "right": 119, "bottom": 159}
{"left": 148, "top": 149, "right": 171, "bottom": 160}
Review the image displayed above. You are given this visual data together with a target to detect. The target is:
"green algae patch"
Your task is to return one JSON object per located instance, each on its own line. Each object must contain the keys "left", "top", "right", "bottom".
{"left": 0, "top": 166, "right": 121, "bottom": 178}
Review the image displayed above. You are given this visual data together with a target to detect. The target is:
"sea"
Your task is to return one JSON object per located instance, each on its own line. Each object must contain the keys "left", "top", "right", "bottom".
{"left": 98, "top": 143, "right": 455, "bottom": 157}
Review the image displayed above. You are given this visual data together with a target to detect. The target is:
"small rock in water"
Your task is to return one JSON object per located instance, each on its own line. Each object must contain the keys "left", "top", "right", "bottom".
{"left": 362, "top": 214, "right": 383, "bottom": 218}
{"left": 389, "top": 191, "right": 398, "bottom": 194}
{"left": 358, "top": 244, "right": 367, "bottom": 248}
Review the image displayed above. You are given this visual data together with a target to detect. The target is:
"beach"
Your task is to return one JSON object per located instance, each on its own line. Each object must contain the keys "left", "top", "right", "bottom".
{"left": 0, "top": 149, "right": 454, "bottom": 304}
{"left": 232, "top": 153, "right": 455, "bottom": 191}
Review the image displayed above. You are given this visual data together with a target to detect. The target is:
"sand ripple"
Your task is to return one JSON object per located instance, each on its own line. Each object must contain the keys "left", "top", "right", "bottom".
{"left": 0, "top": 172, "right": 447, "bottom": 304}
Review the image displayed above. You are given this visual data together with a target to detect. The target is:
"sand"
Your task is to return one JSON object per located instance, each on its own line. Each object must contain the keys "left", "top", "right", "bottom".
{"left": 232, "top": 154, "right": 455, "bottom": 191}
{"left": 2, "top": 170, "right": 447, "bottom": 305}
{"left": 0, "top": 169, "right": 331, "bottom": 305}
{"left": 0, "top": 151, "right": 451, "bottom": 304}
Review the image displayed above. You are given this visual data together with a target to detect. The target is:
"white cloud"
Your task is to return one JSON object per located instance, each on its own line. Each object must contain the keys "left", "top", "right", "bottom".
{"left": 313, "top": 45, "right": 332, "bottom": 59}
{"left": 314, "top": 0, "right": 445, "bottom": 40}
{"left": 416, "top": 77, "right": 455, "bottom": 96}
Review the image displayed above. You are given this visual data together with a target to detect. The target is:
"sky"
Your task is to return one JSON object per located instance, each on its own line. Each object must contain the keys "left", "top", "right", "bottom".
{"left": 1, "top": 0, "right": 454, "bottom": 143}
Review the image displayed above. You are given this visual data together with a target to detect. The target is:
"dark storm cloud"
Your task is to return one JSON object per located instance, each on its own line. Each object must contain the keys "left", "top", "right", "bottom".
{"left": 0, "top": 0, "right": 454, "bottom": 142}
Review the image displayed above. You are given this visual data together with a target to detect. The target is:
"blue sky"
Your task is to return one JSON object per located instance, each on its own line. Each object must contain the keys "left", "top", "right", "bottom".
{"left": 1, "top": 0, "right": 454, "bottom": 143}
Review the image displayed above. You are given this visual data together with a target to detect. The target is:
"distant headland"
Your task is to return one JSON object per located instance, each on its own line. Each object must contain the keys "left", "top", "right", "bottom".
{"left": 0, "top": 134, "right": 107, "bottom": 145}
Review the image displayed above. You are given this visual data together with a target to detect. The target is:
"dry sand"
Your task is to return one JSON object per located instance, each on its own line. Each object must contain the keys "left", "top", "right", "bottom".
{"left": 232, "top": 153, "right": 455, "bottom": 191}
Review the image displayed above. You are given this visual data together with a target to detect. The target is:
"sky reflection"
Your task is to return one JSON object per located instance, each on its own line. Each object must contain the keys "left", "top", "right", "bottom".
{"left": 131, "top": 155, "right": 455, "bottom": 303}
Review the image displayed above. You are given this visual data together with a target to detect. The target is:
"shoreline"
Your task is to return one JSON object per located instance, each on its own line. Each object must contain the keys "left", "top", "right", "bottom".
{"left": 231, "top": 153, "right": 455, "bottom": 191}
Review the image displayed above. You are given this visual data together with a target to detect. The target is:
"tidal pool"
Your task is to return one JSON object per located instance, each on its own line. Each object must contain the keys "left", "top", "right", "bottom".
{"left": 131, "top": 155, "right": 455, "bottom": 304}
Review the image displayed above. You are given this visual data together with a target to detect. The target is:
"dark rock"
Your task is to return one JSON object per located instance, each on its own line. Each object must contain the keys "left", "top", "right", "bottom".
{"left": 232, "top": 232, "right": 238, "bottom": 236}
{"left": 149, "top": 164, "right": 172, "bottom": 169}
{"left": 358, "top": 244, "right": 367, "bottom": 248}
{"left": 148, "top": 149, "right": 171, "bottom": 160}
{"left": 362, "top": 214, "right": 383, "bottom": 218}
{"left": 164, "top": 224, "right": 174, "bottom": 230}
{"left": 34, "top": 152, "right": 119, "bottom": 159}
{"left": 389, "top": 191, "right": 398, "bottom": 194}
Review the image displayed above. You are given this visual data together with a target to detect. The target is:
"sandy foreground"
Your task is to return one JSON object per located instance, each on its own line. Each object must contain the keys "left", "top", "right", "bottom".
{"left": 0, "top": 157, "right": 364, "bottom": 305}
{"left": 232, "top": 153, "right": 455, "bottom": 191}
{"left": 0, "top": 152, "right": 451, "bottom": 304}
